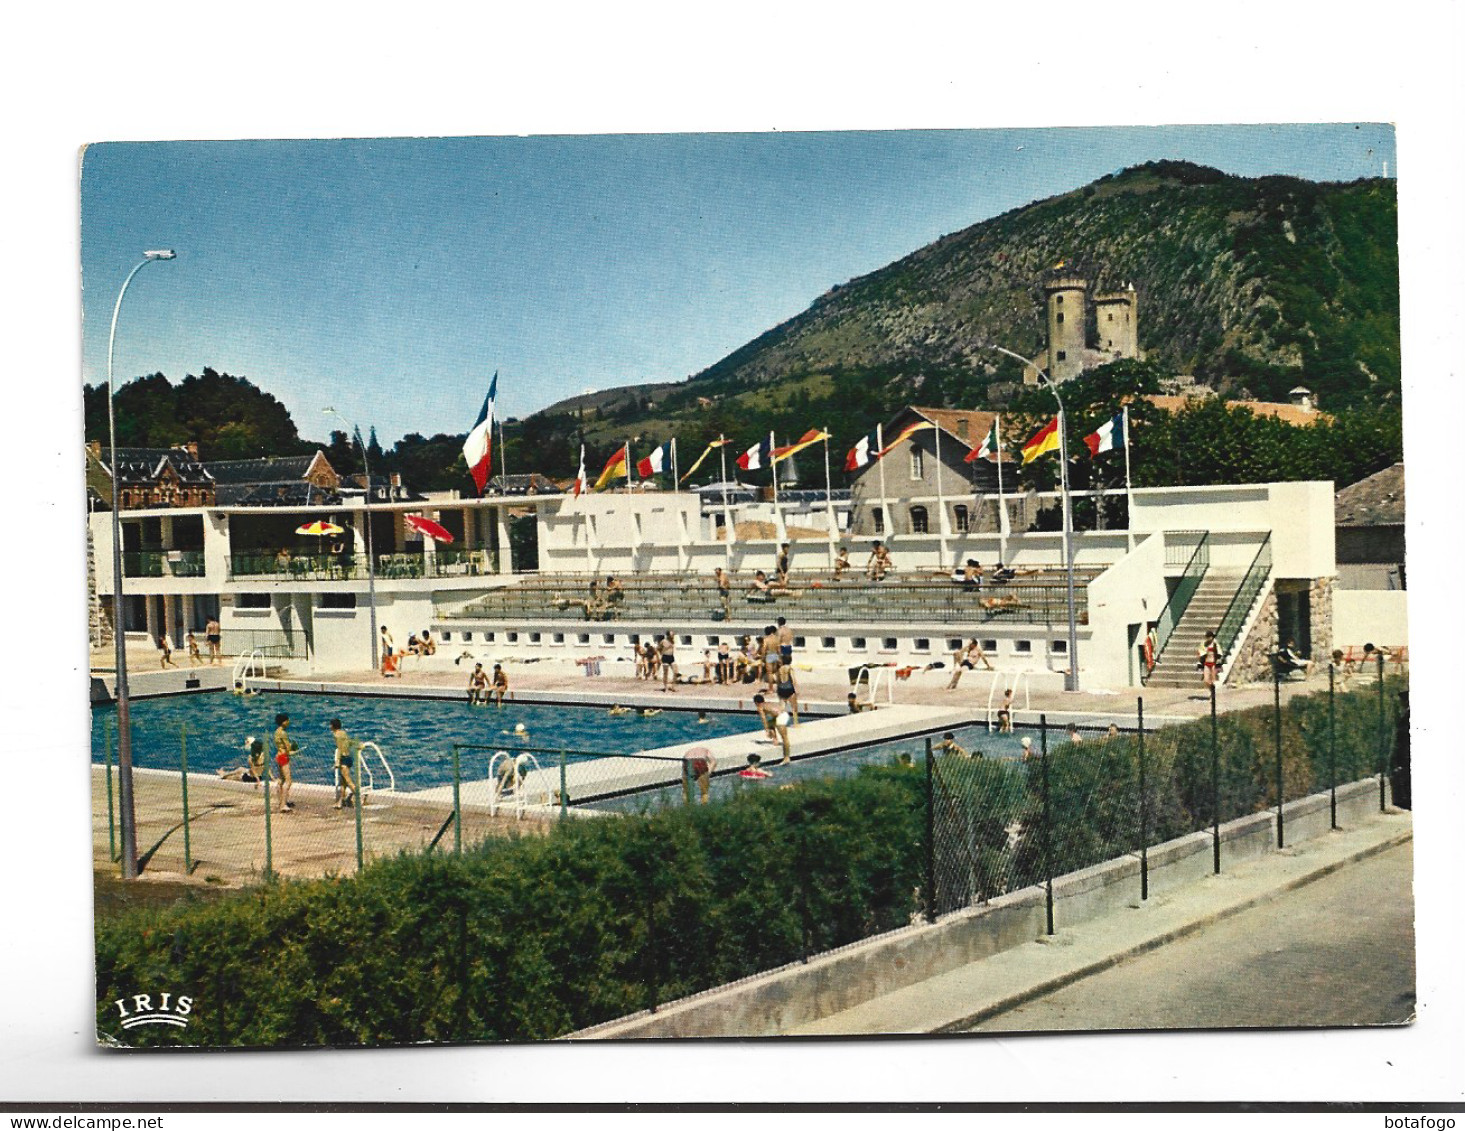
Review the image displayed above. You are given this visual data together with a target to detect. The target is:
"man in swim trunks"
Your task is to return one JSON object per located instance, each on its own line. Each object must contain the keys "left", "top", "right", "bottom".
{"left": 467, "top": 662, "right": 489, "bottom": 705}
{"left": 684, "top": 747, "right": 716, "bottom": 804}
{"left": 491, "top": 663, "right": 509, "bottom": 707}
{"left": 776, "top": 616, "right": 795, "bottom": 671}
{"left": 329, "top": 718, "right": 359, "bottom": 808}
{"left": 946, "top": 638, "right": 994, "bottom": 689}
{"left": 272, "top": 712, "right": 297, "bottom": 811}
{"left": 205, "top": 618, "right": 222, "bottom": 665}
{"left": 658, "top": 632, "right": 679, "bottom": 691}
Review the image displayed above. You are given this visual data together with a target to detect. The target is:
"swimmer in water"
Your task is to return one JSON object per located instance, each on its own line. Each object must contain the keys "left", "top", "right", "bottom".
{"left": 697, "top": 711, "right": 711, "bottom": 724}
{"left": 501, "top": 722, "right": 529, "bottom": 738}
{"left": 608, "top": 705, "right": 632, "bottom": 716}
{"left": 640, "top": 708, "right": 662, "bottom": 718}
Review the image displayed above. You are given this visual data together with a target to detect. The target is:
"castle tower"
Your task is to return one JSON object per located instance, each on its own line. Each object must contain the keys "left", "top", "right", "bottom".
{"left": 1044, "top": 276, "right": 1088, "bottom": 382}
{"left": 1093, "top": 282, "right": 1138, "bottom": 361}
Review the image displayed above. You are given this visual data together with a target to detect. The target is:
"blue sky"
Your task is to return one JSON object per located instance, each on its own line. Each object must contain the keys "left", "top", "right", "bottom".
{"left": 81, "top": 124, "right": 1395, "bottom": 446}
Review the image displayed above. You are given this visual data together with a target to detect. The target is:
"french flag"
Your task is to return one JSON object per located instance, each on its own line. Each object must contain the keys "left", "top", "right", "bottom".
{"left": 737, "top": 434, "right": 773, "bottom": 471}
{"left": 844, "top": 429, "right": 879, "bottom": 472}
{"left": 636, "top": 440, "right": 672, "bottom": 478}
{"left": 572, "top": 444, "right": 588, "bottom": 497}
{"left": 1083, "top": 411, "right": 1125, "bottom": 457}
{"left": 461, "top": 372, "right": 497, "bottom": 494}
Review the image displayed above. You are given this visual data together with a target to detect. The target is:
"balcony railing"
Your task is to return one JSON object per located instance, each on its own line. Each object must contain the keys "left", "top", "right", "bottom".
{"left": 229, "top": 549, "right": 494, "bottom": 582}
{"left": 122, "top": 550, "right": 206, "bottom": 578}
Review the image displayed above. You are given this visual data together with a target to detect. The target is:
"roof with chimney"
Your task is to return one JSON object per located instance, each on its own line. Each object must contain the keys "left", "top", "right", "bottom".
{"left": 92, "top": 445, "right": 214, "bottom": 485}
{"left": 204, "top": 453, "right": 330, "bottom": 485}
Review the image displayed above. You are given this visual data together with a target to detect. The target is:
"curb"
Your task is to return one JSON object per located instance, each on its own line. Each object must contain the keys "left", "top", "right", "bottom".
{"left": 931, "top": 826, "right": 1414, "bottom": 1033}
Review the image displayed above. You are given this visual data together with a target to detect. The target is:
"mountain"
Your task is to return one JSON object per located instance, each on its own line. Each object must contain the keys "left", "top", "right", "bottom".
{"left": 535, "top": 161, "right": 1399, "bottom": 469}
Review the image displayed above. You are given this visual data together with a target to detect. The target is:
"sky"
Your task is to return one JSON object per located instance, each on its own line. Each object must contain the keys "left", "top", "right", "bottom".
{"left": 80, "top": 124, "right": 1396, "bottom": 447}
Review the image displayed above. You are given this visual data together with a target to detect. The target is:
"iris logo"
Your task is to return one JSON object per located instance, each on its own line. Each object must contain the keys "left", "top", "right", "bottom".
{"left": 112, "top": 991, "right": 193, "bottom": 1030}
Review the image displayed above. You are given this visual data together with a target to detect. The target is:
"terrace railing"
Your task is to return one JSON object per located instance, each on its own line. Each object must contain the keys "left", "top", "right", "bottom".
{"left": 1144, "top": 531, "right": 1210, "bottom": 683}
{"left": 1214, "top": 534, "right": 1273, "bottom": 669}
{"left": 123, "top": 549, "right": 206, "bottom": 578}
{"left": 218, "top": 628, "right": 303, "bottom": 660}
{"left": 230, "top": 549, "right": 494, "bottom": 582}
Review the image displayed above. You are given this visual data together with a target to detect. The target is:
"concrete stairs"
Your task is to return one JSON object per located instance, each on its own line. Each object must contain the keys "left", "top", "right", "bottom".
{"left": 1145, "top": 571, "right": 1246, "bottom": 689}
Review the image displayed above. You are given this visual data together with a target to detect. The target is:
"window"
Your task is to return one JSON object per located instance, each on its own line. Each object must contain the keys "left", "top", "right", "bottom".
{"left": 236, "top": 593, "right": 270, "bottom": 609}
{"left": 1056, "top": 312, "right": 1065, "bottom": 324}
{"left": 578, "top": 633, "right": 590, "bottom": 645}
{"left": 319, "top": 593, "right": 355, "bottom": 609}
{"left": 821, "top": 637, "right": 836, "bottom": 650}
{"left": 910, "top": 447, "right": 925, "bottom": 479}
{"left": 529, "top": 632, "right": 542, "bottom": 644}
{"left": 914, "top": 638, "right": 930, "bottom": 653}
{"left": 507, "top": 632, "right": 519, "bottom": 643}
{"left": 1056, "top": 295, "right": 1064, "bottom": 305}
{"left": 463, "top": 632, "right": 473, "bottom": 642}
{"left": 484, "top": 632, "right": 494, "bottom": 643}
{"left": 602, "top": 633, "right": 616, "bottom": 645}
{"left": 552, "top": 633, "right": 565, "bottom": 645}
{"left": 442, "top": 631, "right": 452, "bottom": 642}
{"left": 983, "top": 639, "right": 996, "bottom": 653}
{"left": 954, "top": 504, "right": 970, "bottom": 533}
{"left": 1056, "top": 350, "right": 1067, "bottom": 361}
{"left": 947, "top": 637, "right": 963, "bottom": 651}
{"left": 1014, "top": 640, "right": 1032, "bottom": 654}
{"left": 872, "top": 507, "right": 885, "bottom": 534}
{"left": 1107, "top": 312, "right": 1114, "bottom": 322}
{"left": 1050, "top": 639, "right": 1067, "bottom": 654}
{"left": 851, "top": 637, "right": 867, "bottom": 651}
{"left": 881, "top": 637, "right": 898, "bottom": 651}
{"left": 679, "top": 635, "right": 692, "bottom": 647}
{"left": 910, "top": 506, "right": 929, "bottom": 534}
{"left": 794, "top": 636, "right": 806, "bottom": 648}
{"left": 705, "top": 636, "right": 719, "bottom": 646}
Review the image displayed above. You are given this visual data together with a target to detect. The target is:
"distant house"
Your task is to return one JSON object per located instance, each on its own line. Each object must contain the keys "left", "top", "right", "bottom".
{"left": 1335, "top": 463, "right": 1406, "bottom": 590}
{"left": 1144, "top": 389, "right": 1329, "bottom": 427}
{"left": 85, "top": 441, "right": 215, "bottom": 509}
{"left": 848, "top": 406, "right": 1017, "bottom": 538}
{"left": 205, "top": 452, "right": 341, "bottom": 506}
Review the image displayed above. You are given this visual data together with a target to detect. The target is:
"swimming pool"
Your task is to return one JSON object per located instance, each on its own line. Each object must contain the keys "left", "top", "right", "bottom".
{"left": 90, "top": 691, "right": 768, "bottom": 794}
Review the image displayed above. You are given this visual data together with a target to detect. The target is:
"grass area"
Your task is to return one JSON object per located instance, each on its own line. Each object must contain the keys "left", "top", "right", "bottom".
{"left": 94, "top": 868, "right": 235, "bottom": 925}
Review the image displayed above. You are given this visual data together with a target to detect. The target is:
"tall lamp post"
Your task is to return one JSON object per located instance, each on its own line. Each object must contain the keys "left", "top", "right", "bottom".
{"left": 986, "top": 344, "right": 1081, "bottom": 692}
{"left": 324, "top": 408, "right": 380, "bottom": 670}
{"left": 106, "top": 249, "right": 176, "bottom": 879}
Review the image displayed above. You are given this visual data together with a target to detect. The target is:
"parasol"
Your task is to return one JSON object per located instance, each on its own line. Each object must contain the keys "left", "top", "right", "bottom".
{"left": 295, "top": 520, "right": 345, "bottom": 537}
{"left": 404, "top": 514, "right": 454, "bottom": 543}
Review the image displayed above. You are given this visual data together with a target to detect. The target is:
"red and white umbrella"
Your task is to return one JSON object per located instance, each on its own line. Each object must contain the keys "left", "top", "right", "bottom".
{"left": 403, "top": 514, "right": 454, "bottom": 543}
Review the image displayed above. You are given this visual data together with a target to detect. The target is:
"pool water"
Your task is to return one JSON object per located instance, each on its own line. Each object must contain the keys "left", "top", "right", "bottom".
{"left": 91, "top": 691, "right": 767, "bottom": 794}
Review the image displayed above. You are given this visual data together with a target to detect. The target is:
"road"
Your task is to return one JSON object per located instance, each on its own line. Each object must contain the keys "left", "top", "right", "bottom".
{"left": 970, "top": 841, "right": 1416, "bottom": 1032}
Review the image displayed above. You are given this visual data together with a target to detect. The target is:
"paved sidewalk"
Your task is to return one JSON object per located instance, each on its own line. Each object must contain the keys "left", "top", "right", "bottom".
{"left": 790, "top": 810, "right": 1413, "bottom": 1035}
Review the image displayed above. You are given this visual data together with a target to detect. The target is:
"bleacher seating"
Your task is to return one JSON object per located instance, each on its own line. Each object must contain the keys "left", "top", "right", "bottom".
{"left": 435, "top": 566, "right": 1103, "bottom": 629}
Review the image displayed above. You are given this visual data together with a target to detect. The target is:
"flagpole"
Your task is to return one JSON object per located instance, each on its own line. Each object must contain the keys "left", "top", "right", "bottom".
{"left": 1123, "top": 405, "right": 1135, "bottom": 552}
{"left": 876, "top": 422, "right": 889, "bottom": 542}
{"left": 770, "top": 430, "right": 785, "bottom": 544}
{"left": 995, "top": 413, "right": 1008, "bottom": 565}
{"left": 671, "top": 439, "right": 680, "bottom": 495}
{"left": 822, "top": 426, "right": 836, "bottom": 566}
{"left": 719, "top": 434, "right": 733, "bottom": 566}
{"left": 934, "top": 420, "right": 948, "bottom": 568}
{"left": 498, "top": 416, "right": 508, "bottom": 484}
{"left": 624, "top": 441, "right": 633, "bottom": 494}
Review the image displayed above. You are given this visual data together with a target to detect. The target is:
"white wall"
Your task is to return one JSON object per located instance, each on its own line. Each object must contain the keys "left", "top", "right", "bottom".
{"left": 1084, "top": 531, "right": 1170, "bottom": 687}
{"left": 1334, "top": 590, "right": 1409, "bottom": 649}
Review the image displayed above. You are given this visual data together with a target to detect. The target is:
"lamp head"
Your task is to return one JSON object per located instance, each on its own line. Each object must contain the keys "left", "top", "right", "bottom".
{"left": 144, "top": 249, "right": 176, "bottom": 261}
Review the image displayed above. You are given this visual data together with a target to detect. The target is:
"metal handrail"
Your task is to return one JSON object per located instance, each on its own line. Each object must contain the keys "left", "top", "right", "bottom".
{"left": 1143, "top": 531, "right": 1210, "bottom": 684}
{"left": 1215, "top": 534, "right": 1273, "bottom": 668}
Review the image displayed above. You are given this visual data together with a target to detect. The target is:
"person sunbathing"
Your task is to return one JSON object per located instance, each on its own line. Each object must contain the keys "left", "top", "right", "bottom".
{"left": 980, "top": 594, "right": 1025, "bottom": 612}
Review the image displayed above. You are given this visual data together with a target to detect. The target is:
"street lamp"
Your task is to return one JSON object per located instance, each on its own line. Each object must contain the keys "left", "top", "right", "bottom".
{"left": 323, "top": 408, "right": 380, "bottom": 670}
{"left": 107, "top": 248, "right": 176, "bottom": 879}
{"left": 985, "top": 344, "right": 1081, "bottom": 692}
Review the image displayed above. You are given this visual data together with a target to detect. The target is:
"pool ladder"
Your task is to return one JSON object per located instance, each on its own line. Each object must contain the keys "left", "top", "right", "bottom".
{"left": 355, "top": 741, "right": 396, "bottom": 800}
{"left": 487, "top": 750, "right": 553, "bottom": 818}
{"left": 985, "top": 670, "right": 1034, "bottom": 731}
{"left": 231, "top": 649, "right": 265, "bottom": 692}
{"left": 851, "top": 665, "right": 897, "bottom": 708}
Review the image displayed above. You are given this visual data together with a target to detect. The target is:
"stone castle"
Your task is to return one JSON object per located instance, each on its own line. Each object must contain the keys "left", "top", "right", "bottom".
{"left": 1024, "top": 275, "right": 1141, "bottom": 385}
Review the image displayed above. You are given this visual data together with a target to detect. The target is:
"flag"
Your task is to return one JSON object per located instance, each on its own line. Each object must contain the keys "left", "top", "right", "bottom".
{"left": 844, "top": 429, "right": 880, "bottom": 472}
{"left": 1083, "top": 412, "right": 1125, "bottom": 457}
{"left": 876, "top": 419, "right": 934, "bottom": 458}
{"left": 461, "top": 372, "right": 497, "bottom": 494}
{"left": 636, "top": 440, "right": 672, "bottom": 478}
{"left": 773, "top": 428, "right": 829, "bottom": 463}
{"left": 737, "top": 435, "right": 773, "bottom": 471}
{"left": 593, "top": 446, "right": 628, "bottom": 490}
{"left": 1021, "top": 417, "right": 1061, "bottom": 465}
{"left": 679, "top": 437, "right": 728, "bottom": 482}
{"left": 572, "top": 445, "right": 588, "bottom": 497}
{"left": 964, "top": 419, "right": 1000, "bottom": 463}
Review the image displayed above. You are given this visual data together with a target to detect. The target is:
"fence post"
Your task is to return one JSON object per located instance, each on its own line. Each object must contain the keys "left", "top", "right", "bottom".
{"left": 1377, "top": 652, "right": 1387, "bottom": 811}
{"left": 561, "top": 751, "right": 569, "bottom": 818}
{"left": 1138, "top": 697, "right": 1147, "bottom": 901}
{"left": 262, "top": 771, "right": 274, "bottom": 881}
{"left": 1210, "top": 684, "right": 1220, "bottom": 874}
{"left": 1274, "top": 667, "right": 1285, "bottom": 849}
{"left": 180, "top": 724, "right": 193, "bottom": 875}
{"left": 104, "top": 718, "right": 118, "bottom": 864}
{"left": 1329, "top": 663, "right": 1338, "bottom": 829}
{"left": 646, "top": 878, "right": 659, "bottom": 1014}
{"left": 354, "top": 745, "right": 365, "bottom": 872}
{"left": 924, "top": 736, "right": 936, "bottom": 925}
{"left": 452, "top": 744, "right": 463, "bottom": 855}
{"left": 1040, "top": 715, "right": 1054, "bottom": 936}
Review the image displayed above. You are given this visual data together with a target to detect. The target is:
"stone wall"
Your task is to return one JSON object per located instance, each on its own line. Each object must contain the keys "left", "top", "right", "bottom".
{"left": 1227, "top": 586, "right": 1278, "bottom": 685}
{"left": 1308, "top": 575, "right": 1335, "bottom": 665}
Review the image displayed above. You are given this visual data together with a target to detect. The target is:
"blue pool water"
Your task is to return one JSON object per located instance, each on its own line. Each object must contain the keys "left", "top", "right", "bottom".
{"left": 91, "top": 691, "right": 767, "bottom": 793}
